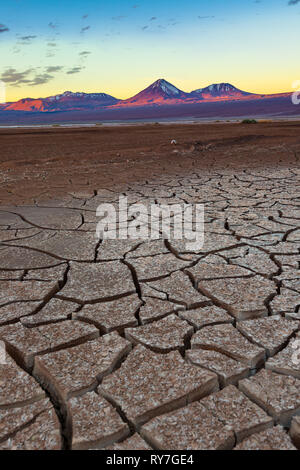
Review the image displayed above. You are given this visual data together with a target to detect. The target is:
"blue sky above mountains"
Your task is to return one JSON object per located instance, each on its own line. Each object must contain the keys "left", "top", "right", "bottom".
{"left": 1, "top": 0, "right": 300, "bottom": 101}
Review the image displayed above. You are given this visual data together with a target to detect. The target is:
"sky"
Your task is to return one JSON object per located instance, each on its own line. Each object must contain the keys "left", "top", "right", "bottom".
{"left": 0, "top": 0, "right": 300, "bottom": 102}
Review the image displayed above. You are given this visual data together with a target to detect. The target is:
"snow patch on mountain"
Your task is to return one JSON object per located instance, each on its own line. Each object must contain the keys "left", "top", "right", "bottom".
{"left": 153, "top": 79, "right": 181, "bottom": 96}
{"left": 192, "top": 83, "right": 250, "bottom": 97}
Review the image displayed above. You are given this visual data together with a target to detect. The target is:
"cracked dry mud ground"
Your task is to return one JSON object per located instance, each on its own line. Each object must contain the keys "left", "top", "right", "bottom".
{"left": 0, "top": 124, "right": 300, "bottom": 450}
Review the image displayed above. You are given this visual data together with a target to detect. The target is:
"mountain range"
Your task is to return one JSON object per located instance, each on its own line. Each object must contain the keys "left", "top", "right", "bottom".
{"left": 0, "top": 79, "right": 292, "bottom": 113}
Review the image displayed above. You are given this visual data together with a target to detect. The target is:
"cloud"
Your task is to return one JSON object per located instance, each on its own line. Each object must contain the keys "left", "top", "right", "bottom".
{"left": 82, "top": 14, "right": 88, "bottom": 19}
{"left": 0, "top": 24, "right": 9, "bottom": 33}
{"left": 79, "top": 50, "right": 91, "bottom": 57}
{"left": 80, "top": 25, "right": 90, "bottom": 33}
{"left": 141, "top": 19, "right": 178, "bottom": 32}
{"left": 0, "top": 67, "right": 57, "bottom": 87}
{"left": 48, "top": 22, "right": 58, "bottom": 29}
{"left": 30, "top": 73, "right": 54, "bottom": 86}
{"left": 67, "top": 66, "right": 84, "bottom": 75}
{"left": 20, "top": 35, "right": 37, "bottom": 41}
{"left": 288, "top": 0, "right": 300, "bottom": 4}
{"left": 1, "top": 63, "right": 83, "bottom": 87}
{"left": 47, "top": 42, "right": 57, "bottom": 47}
{"left": 18, "top": 35, "right": 37, "bottom": 44}
{"left": 1, "top": 68, "right": 33, "bottom": 85}
{"left": 45, "top": 66, "right": 63, "bottom": 73}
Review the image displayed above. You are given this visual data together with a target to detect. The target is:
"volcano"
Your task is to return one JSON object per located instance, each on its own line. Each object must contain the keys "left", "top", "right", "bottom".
{"left": 118, "top": 79, "right": 190, "bottom": 106}
{"left": 190, "top": 83, "right": 252, "bottom": 100}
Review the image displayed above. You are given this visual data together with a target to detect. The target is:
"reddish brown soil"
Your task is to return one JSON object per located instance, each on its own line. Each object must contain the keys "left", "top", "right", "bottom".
{"left": 0, "top": 121, "right": 299, "bottom": 205}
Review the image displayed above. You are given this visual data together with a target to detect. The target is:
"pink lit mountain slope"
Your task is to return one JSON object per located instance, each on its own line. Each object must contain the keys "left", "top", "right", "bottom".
{"left": 117, "top": 78, "right": 191, "bottom": 106}
{"left": 2, "top": 91, "right": 119, "bottom": 112}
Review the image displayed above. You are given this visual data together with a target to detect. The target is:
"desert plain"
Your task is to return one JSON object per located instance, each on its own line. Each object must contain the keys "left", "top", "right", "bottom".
{"left": 0, "top": 121, "right": 300, "bottom": 450}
